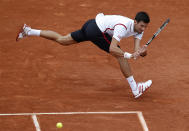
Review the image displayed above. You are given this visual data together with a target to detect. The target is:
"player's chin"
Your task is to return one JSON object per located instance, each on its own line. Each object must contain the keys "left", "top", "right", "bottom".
{"left": 137, "top": 30, "right": 143, "bottom": 34}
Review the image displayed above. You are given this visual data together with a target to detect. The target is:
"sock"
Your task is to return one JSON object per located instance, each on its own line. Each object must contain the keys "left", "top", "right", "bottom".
{"left": 27, "top": 29, "right": 41, "bottom": 36}
{"left": 126, "top": 76, "right": 137, "bottom": 91}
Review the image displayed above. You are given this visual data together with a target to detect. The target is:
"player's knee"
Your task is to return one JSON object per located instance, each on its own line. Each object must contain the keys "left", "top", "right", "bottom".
{"left": 56, "top": 34, "right": 76, "bottom": 46}
{"left": 56, "top": 36, "right": 70, "bottom": 46}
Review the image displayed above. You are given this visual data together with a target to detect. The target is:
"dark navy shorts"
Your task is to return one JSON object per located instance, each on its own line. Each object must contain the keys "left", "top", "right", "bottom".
{"left": 71, "top": 19, "right": 113, "bottom": 53}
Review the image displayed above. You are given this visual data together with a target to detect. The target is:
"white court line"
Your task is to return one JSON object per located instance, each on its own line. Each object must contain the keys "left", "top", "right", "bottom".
{"left": 137, "top": 112, "right": 149, "bottom": 131}
{"left": 0, "top": 111, "right": 139, "bottom": 116}
{"left": 0, "top": 111, "right": 148, "bottom": 131}
{"left": 32, "top": 115, "right": 41, "bottom": 131}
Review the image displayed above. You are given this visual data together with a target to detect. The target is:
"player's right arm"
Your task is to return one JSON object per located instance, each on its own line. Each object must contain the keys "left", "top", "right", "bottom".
{"left": 110, "top": 25, "right": 132, "bottom": 58}
{"left": 109, "top": 38, "right": 124, "bottom": 57}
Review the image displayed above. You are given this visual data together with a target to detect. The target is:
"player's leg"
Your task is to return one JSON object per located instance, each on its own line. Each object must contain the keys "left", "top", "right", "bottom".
{"left": 40, "top": 31, "right": 77, "bottom": 46}
{"left": 115, "top": 55, "right": 137, "bottom": 91}
{"left": 116, "top": 56, "right": 132, "bottom": 78}
{"left": 16, "top": 24, "right": 77, "bottom": 45}
{"left": 115, "top": 55, "right": 152, "bottom": 98}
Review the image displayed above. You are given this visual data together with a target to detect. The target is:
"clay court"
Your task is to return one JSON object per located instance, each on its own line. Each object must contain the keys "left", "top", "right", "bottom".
{"left": 0, "top": 0, "right": 189, "bottom": 130}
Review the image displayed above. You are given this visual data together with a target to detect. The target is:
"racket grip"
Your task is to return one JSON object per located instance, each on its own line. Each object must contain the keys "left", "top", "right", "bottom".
{"left": 124, "top": 52, "right": 132, "bottom": 59}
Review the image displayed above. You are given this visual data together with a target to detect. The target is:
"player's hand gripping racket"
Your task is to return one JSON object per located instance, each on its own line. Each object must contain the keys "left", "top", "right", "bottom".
{"left": 124, "top": 18, "right": 170, "bottom": 59}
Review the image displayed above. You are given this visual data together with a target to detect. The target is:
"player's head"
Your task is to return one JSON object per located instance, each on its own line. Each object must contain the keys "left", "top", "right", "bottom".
{"left": 134, "top": 11, "right": 150, "bottom": 33}
{"left": 135, "top": 11, "right": 150, "bottom": 23}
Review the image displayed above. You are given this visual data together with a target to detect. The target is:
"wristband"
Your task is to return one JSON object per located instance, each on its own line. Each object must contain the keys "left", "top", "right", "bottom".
{"left": 124, "top": 52, "right": 132, "bottom": 59}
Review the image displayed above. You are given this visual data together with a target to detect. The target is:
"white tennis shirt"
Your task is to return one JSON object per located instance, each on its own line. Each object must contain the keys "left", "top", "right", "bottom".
{"left": 95, "top": 13, "right": 143, "bottom": 42}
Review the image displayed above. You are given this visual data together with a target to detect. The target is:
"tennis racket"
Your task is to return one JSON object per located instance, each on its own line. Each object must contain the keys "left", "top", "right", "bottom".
{"left": 124, "top": 18, "right": 170, "bottom": 59}
{"left": 145, "top": 18, "right": 170, "bottom": 46}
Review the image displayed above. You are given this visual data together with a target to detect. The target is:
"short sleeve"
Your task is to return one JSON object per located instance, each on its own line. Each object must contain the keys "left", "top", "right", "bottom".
{"left": 113, "top": 25, "right": 127, "bottom": 42}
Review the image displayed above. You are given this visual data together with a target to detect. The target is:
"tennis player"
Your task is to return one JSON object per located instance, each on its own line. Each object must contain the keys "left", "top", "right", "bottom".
{"left": 16, "top": 11, "right": 152, "bottom": 98}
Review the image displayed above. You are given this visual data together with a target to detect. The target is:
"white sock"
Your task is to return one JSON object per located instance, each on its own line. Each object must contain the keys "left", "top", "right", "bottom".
{"left": 126, "top": 76, "right": 137, "bottom": 91}
{"left": 27, "top": 29, "right": 41, "bottom": 36}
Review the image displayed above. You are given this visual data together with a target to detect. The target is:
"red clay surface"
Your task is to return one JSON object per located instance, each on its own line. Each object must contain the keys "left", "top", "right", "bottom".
{"left": 0, "top": 0, "right": 189, "bottom": 130}
{"left": 0, "top": 116, "right": 35, "bottom": 131}
{"left": 39, "top": 114, "right": 142, "bottom": 131}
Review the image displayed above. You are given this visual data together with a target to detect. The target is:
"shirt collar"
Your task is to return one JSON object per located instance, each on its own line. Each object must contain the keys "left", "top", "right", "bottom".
{"left": 131, "top": 20, "right": 135, "bottom": 33}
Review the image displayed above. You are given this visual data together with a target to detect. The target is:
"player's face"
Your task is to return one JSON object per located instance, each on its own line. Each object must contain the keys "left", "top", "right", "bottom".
{"left": 134, "top": 21, "right": 148, "bottom": 34}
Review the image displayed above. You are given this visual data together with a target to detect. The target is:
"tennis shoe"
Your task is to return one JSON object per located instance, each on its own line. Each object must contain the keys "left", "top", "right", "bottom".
{"left": 16, "top": 24, "right": 31, "bottom": 41}
{"left": 133, "top": 80, "right": 152, "bottom": 98}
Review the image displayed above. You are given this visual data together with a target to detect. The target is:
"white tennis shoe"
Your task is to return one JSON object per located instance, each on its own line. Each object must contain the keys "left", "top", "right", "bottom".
{"left": 133, "top": 80, "right": 152, "bottom": 98}
{"left": 16, "top": 24, "right": 31, "bottom": 41}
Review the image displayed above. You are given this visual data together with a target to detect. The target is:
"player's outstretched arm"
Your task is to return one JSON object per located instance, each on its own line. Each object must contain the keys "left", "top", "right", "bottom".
{"left": 109, "top": 38, "right": 133, "bottom": 59}
{"left": 109, "top": 38, "right": 124, "bottom": 58}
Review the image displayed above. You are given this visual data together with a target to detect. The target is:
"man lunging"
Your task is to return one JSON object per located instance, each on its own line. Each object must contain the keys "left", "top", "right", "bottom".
{"left": 16, "top": 11, "right": 152, "bottom": 98}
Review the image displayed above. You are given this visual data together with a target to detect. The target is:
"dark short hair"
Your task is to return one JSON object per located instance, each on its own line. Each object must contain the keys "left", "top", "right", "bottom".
{"left": 135, "top": 11, "right": 150, "bottom": 23}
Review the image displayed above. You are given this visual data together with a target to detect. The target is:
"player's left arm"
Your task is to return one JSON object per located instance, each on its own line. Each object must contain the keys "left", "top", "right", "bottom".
{"left": 133, "top": 38, "right": 147, "bottom": 58}
{"left": 134, "top": 38, "right": 141, "bottom": 52}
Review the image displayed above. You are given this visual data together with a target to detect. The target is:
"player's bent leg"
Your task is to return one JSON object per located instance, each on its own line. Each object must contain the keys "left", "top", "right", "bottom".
{"left": 115, "top": 56, "right": 152, "bottom": 98}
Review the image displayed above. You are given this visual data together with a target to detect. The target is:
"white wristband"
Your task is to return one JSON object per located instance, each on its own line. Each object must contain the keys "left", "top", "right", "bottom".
{"left": 124, "top": 52, "right": 132, "bottom": 59}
